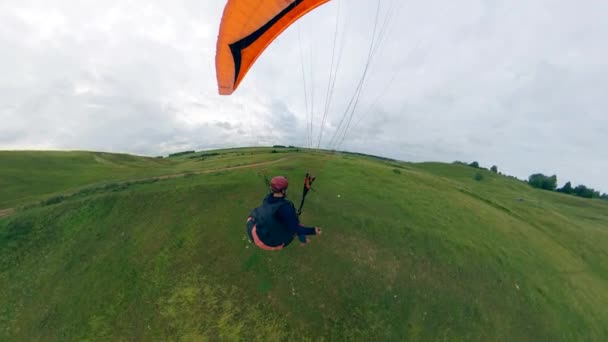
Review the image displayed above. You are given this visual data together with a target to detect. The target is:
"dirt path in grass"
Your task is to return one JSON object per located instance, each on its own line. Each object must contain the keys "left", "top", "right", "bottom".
{"left": 0, "top": 208, "right": 14, "bottom": 218}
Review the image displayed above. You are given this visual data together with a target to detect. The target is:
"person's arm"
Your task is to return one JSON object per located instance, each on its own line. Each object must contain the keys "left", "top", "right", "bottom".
{"left": 298, "top": 227, "right": 323, "bottom": 245}
{"left": 277, "top": 205, "right": 316, "bottom": 236}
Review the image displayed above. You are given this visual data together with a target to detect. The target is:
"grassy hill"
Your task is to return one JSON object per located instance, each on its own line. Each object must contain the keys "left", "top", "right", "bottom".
{"left": 1, "top": 148, "right": 607, "bottom": 340}
{"left": 0, "top": 148, "right": 289, "bottom": 209}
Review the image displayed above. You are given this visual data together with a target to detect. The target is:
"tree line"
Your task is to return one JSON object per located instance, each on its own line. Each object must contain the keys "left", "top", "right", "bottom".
{"left": 456, "top": 161, "right": 607, "bottom": 201}
{"left": 528, "top": 173, "right": 607, "bottom": 200}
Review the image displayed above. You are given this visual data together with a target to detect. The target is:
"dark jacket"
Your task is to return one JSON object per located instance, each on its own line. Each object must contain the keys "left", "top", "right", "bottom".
{"left": 250, "top": 193, "right": 316, "bottom": 247}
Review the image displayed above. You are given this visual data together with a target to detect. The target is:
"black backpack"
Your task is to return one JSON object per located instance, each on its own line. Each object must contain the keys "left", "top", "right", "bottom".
{"left": 250, "top": 199, "right": 296, "bottom": 247}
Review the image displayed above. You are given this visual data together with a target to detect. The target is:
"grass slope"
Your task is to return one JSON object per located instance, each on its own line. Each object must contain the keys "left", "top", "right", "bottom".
{"left": 0, "top": 149, "right": 288, "bottom": 209}
{"left": 1, "top": 148, "right": 607, "bottom": 340}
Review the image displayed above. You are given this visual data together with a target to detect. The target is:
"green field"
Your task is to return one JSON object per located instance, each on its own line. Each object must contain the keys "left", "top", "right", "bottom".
{"left": 1, "top": 148, "right": 607, "bottom": 340}
{"left": 0, "top": 149, "right": 289, "bottom": 209}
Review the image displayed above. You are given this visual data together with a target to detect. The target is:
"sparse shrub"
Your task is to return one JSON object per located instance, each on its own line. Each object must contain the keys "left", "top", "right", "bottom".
{"left": 104, "top": 183, "right": 120, "bottom": 190}
{"left": 271, "top": 150, "right": 278, "bottom": 153}
{"left": 474, "top": 173, "right": 483, "bottom": 181}
{"left": 76, "top": 187, "right": 97, "bottom": 196}
{"left": 393, "top": 169, "right": 401, "bottom": 174}
{"left": 1, "top": 217, "right": 34, "bottom": 245}
{"left": 42, "top": 195, "right": 65, "bottom": 206}
{"left": 112, "top": 184, "right": 129, "bottom": 191}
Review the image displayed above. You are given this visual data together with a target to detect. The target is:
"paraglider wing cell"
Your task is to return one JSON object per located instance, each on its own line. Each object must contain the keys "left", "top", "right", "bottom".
{"left": 216, "top": 0, "right": 330, "bottom": 95}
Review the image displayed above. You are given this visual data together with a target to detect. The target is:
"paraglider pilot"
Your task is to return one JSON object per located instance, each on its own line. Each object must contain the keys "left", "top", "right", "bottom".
{"left": 247, "top": 176, "right": 322, "bottom": 251}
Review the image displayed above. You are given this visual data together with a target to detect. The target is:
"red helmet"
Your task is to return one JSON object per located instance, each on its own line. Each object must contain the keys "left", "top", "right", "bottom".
{"left": 270, "top": 176, "right": 288, "bottom": 192}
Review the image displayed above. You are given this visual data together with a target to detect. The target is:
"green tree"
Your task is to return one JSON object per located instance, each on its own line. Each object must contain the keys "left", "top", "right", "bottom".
{"left": 573, "top": 185, "right": 598, "bottom": 198}
{"left": 469, "top": 161, "right": 480, "bottom": 168}
{"left": 491, "top": 165, "right": 498, "bottom": 173}
{"left": 558, "top": 181, "right": 574, "bottom": 194}
{"left": 528, "top": 173, "right": 557, "bottom": 191}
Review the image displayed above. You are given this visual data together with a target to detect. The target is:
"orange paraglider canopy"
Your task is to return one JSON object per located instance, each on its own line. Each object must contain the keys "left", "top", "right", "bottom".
{"left": 216, "top": 0, "right": 330, "bottom": 95}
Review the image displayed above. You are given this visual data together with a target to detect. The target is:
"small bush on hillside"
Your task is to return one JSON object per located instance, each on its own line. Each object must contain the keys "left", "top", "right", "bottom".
{"left": 1, "top": 217, "right": 34, "bottom": 245}
{"left": 491, "top": 165, "right": 498, "bottom": 173}
{"left": 103, "top": 183, "right": 119, "bottom": 190}
{"left": 271, "top": 150, "right": 278, "bottom": 153}
{"left": 42, "top": 195, "right": 65, "bottom": 206}
{"left": 116, "top": 184, "right": 130, "bottom": 191}
{"left": 474, "top": 173, "right": 484, "bottom": 181}
{"left": 75, "top": 187, "right": 97, "bottom": 196}
{"left": 393, "top": 169, "right": 402, "bottom": 174}
{"left": 469, "top": 161, "right": 480, "bottom": 168}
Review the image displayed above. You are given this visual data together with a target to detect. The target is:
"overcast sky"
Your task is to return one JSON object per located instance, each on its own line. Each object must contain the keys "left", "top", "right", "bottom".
{"left": 1, "top": 0, "right": 606, "bottom": 191}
